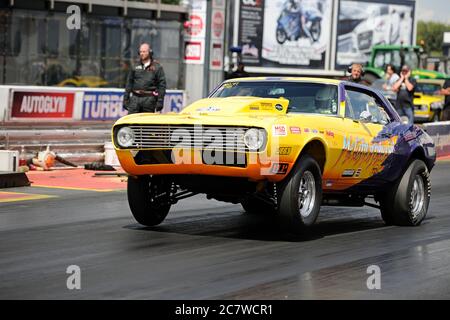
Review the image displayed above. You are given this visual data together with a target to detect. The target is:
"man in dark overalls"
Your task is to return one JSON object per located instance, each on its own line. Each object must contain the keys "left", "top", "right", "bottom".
{"left": 124, "top": 43, "right": 166, "bottom": 113}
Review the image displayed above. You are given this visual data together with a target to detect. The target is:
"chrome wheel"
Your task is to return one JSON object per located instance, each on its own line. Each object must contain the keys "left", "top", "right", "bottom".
{"left": 298, "top": 171, "right": 316, "bottom": 217}
{"left": 410, "top": 174, "right": 425, "bottom": 220}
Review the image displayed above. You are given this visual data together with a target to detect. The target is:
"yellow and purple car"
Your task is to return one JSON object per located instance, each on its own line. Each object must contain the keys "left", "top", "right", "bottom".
{"left": 113, "top": 77, "right": 436, "bottom": 234}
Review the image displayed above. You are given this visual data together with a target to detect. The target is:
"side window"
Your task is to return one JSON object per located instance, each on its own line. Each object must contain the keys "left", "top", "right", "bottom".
{"left": 346, "top": 88, "right": 391, "bottom": 125}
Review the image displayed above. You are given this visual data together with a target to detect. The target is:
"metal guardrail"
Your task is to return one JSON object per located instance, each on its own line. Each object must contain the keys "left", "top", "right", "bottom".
{"left": 0, "top": 128, "right": 112, "bottom": 165}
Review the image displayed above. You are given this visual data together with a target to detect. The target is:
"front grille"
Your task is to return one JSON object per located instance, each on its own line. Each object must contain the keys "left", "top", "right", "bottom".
{"left": 134, "top": 150, "right": 247, "bottom": 167}
{"left": 124, "top": 125, "right": 254, "bottom": 151}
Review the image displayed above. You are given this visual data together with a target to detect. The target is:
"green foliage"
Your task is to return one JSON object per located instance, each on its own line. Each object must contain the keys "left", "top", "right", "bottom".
{"left": 417, "top": 20, "right": 450, "bottom": 54}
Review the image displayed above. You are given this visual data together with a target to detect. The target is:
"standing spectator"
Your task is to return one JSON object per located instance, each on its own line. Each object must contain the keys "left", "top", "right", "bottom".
{"left": 124, "top": 43, "right": 166, "bottom": 114}
{"left": 392, "top": 65, "right": 416, "bottom": 124}
{"left": 382, "top": 64, "right": 399, "bottom": 91}
{"left": 440, "top": 79, "right": 450, "bottom": 121}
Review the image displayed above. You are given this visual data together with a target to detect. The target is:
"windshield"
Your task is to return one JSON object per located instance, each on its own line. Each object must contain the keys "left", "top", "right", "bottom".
{"left": 211, "top": 81, "right": 339, "bottom": 115}
{"left": 415, "top": 83, "right": 442, "bottom": 95}
{"left": 374, "top": 49, "right": 420, "bottom": 70}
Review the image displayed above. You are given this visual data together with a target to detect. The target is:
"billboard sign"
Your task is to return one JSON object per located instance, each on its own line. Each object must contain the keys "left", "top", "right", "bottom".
{"left": 336, "top": 0, "right": 415, "bottom": 68}
{"left": 238, "top": 0, "right": 332, "bottom": 69}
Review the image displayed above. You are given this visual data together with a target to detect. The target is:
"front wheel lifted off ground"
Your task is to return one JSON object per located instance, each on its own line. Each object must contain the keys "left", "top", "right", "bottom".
{"left": 277, "top": 154, "right": 323, "bottom": 234}
{"left": 127, "top": 175, "right": 171, "bottom": 226}
{"left": 379, "top": 159, "right": 431, "bottom": 226}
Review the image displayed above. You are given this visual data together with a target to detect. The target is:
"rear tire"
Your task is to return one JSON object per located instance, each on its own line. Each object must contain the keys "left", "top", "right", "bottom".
{"left": 127, "top": 175, "right": 171, "bottom": 226}
{"left": 379, "top": 159, "right": 430, "bottom": 226}
{"left": 277, "top": 155, "right": 322, "bottom": 234}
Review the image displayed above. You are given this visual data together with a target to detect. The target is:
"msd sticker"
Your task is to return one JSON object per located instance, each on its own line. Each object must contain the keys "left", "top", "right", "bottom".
{"left": 273, "top": 125, "right": 287, "bottom": 136}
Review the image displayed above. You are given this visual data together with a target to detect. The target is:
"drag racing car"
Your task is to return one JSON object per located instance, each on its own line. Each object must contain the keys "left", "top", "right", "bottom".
{"left": 112, "top": 77, "right": 436, "bottom": 234}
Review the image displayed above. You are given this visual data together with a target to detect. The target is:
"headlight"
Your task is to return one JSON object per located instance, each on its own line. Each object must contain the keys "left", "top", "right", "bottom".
{"left": 430, "top": 101, "right": 443, "bottom": 110}
{"left": 419, "top": 104, "right": 428, "bottom": 111}
{"left": 116, "top": 127, "right": 135, "bottom": 148}
{"left": 243, "top": 128, "right": 266, "bottom": 151}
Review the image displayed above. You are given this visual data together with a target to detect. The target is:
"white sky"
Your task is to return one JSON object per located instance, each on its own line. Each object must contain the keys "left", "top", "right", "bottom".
{"left": 416, "top": 0, "right": 450, "bottom": 24}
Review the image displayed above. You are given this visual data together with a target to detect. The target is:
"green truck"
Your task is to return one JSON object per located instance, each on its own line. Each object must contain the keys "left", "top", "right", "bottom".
{"left": 363, "top": 45, "right": 448, "bottom": 84}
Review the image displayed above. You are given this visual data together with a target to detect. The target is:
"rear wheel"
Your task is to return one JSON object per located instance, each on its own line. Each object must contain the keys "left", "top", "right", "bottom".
{"left": 277, "top": 155, "right": 322, "bottom": 234}
{"left": 379, "top": 159, "right": 430, "bottom": 226}
{"left": 127, "top": 175, "right": 171, "bottom": 226}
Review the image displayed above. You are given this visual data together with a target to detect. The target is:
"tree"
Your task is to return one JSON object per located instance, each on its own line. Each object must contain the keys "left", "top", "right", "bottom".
{"left": 417, "top": 21, "right": 450, "bottom": 55}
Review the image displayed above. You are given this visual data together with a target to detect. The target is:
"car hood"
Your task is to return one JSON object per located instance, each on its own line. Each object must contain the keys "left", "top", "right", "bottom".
{"left": 115, "top": 97, "right": 292, "bottom": 127}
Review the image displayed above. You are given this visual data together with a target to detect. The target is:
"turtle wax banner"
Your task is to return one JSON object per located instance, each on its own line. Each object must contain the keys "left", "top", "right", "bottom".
{"left": 238, "top": 0, "right": 332, "bottom": 69}
{"left": 261, "top": 0, "right": 332, "bottom": 68}
{"left": 10, "top": 90, "right": 75, "bottom": 119}
{"left": 336, "top": 0, "right": 415, "bottom": 68}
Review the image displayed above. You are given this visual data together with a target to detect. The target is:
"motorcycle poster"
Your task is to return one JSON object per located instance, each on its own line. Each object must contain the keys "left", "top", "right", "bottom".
{"left": 238, "top": 0, "right": 332, "bottom": 69}
{"left": 261, "top": 0, "right": 332, "bottom": 68}
{"left": 336, "top": 0, "right": 414, "bottom": 68}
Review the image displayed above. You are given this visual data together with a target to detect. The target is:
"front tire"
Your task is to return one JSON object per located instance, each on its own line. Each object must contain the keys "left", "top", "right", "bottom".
{"left": 277, "top": 155, "right": 322, "bottom": 234}
{"left": 276, "top": 28, "right": 287, "bottom": 44}
{"left": 127, "top": 175, "right": 171, "bottom": 226}
{"left": 379, "top": 159, "right": 430, "bottom": 226}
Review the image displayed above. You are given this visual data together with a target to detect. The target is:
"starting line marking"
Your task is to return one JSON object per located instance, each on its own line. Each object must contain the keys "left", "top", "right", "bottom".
{"left": 0, "top": 191, "right": 57, "bottom": 203}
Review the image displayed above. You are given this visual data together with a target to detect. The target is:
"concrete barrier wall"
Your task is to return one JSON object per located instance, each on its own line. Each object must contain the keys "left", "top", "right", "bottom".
{"left": 423, "top": 121, "right": 450, "bottom": 158}
{"left": 0, "top": 85, "right": 186, "bottom": 122}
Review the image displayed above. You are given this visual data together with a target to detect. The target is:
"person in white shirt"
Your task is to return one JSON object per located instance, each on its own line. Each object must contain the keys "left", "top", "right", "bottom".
{"left": 383, "top": 64, "right": 400, "bottom": 91}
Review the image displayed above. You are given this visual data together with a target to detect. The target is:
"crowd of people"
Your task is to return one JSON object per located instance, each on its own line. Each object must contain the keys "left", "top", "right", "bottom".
{"left": 347, "top": 63, "right": 450, "bottom": 124}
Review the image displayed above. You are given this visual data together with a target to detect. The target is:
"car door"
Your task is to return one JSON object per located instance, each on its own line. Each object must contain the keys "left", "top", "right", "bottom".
{"left": 342, "top": 87, "right": 398, "bottom": 184}
{"left": 332, "top": 86, "right": 395, "bottom": 188}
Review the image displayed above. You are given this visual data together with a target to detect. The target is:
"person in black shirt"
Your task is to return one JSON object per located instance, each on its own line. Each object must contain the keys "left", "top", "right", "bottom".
{"left": 392, "top": 65, "right": 416, "bottom": 124}
{"left": 124, "top": 43, "right": 166, "bottom": 114}
{"left": 440, "top": 79, "right": 450, "bottom": 121}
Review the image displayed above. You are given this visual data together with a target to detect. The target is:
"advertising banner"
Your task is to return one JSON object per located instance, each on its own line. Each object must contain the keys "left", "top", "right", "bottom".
{"left": 10, "top": 91, "right": 75, "bottom": 119}
{"left": 336, "top": 0, "right": 415, "bottom": 68}
{"left": 184, "top": 0, "right": 207, "bottom": 65}
{"left": 238, "top": 0, "right": 332, "bottom": 69}
{"left": 210, "top": 0, "right": 226, "bottom": 71}
{"left": 161, "top": 90, "right": 185, "bottom": 114}
{"left": 82, "top": 90, "right": 185, "bottom": 121}
{"left": 82, "top": 91, "right": 127, "bottom": 121}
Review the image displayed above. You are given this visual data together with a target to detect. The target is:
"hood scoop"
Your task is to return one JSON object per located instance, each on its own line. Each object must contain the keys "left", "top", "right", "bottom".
{"left": 180, "top": 96, "right": 290, "bottom": 116}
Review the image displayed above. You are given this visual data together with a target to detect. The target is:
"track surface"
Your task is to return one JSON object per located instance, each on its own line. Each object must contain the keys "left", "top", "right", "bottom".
{"left": 1, "top": 162, "right": 450, "bottom": 299}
